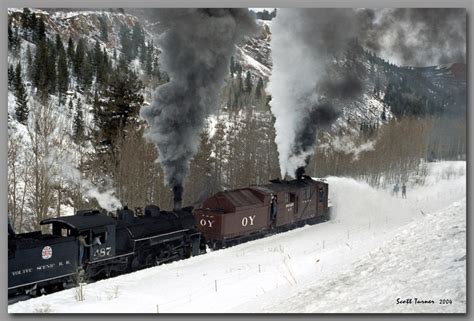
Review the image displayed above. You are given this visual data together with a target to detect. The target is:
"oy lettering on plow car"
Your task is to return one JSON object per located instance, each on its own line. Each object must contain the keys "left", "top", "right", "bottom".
{"left": 200, "top": 218, "right": 215, "bottom": 228}
{"left": 241, "top": 215, "right": 256, "bottom": 227}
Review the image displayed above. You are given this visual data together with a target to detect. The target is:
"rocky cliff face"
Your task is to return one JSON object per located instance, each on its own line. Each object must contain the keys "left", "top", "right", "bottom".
{"left": 9, "top": 8, "right": 465, "bottom": 134}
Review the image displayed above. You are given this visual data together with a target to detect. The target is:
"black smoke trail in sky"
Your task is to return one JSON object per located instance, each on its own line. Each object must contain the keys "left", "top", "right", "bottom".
{"left": 140, "top": 9, "right": 256, "bottom": 195}
{"left": 269, "top": 8, "right": 465, "bottom": 178}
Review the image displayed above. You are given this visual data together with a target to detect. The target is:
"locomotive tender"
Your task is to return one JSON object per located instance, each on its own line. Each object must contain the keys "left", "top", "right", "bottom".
{"left": 8, "top": 176, "right": 330, "bottom": 300}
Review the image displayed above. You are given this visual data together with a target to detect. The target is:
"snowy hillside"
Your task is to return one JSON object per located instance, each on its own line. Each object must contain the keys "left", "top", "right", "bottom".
{"left": 9, "top": 161, "right": 466, "bottom": 313}
{"left": 7, "top": 8, "right": 284, "bottom": 230}
{"left": 252, "top": 197, "right": 466, "bottom": 313}
{"left": 7, "top": 8, "right": 466, "bottom": 142}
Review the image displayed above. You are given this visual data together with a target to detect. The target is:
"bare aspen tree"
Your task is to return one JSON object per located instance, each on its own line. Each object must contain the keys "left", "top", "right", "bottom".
{"left": 311, "top": 116, "right": 447, "bottom": 188}
{"left": 8, "top": 133, "right": 22, "bottom": 230}
{"left": 26, "top": 101, "right": 57, "bottom": 230}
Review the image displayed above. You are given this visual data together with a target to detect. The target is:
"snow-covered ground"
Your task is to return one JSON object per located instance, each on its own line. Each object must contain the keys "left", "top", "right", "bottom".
{"left": 9, "top": 161, "right": 466, "bottom": 313}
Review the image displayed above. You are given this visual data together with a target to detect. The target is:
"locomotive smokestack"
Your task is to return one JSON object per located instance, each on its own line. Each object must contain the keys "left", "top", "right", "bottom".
{"left": 173, "top": 185, "right": 183, "bottom": 211}
{"left": 296, "top": 167, "right": 305, "bottom": 180}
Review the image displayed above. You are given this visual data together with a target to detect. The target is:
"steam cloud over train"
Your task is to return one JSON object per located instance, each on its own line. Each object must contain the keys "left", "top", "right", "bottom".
{"left": 8, "top": 172, "right": 330, "bottom": 301}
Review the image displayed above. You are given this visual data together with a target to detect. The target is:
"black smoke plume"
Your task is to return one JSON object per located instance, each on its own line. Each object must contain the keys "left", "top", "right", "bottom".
{"left": 140, "top": 9, "right": 257, "bottom": 191}
{"left": 173, "top": 185, "right": 183, "bottom": 211}
{"left": 292, "top": 102, "right": 340, "bottom": 167}
{"left": 320, "top": 75, "right": 364, "bottom": 100}
{"left": 358, "top": 8, "right": 466, "bottom": 66}
{"left": 295, "top": 166, "right": 306, "bottom": 180}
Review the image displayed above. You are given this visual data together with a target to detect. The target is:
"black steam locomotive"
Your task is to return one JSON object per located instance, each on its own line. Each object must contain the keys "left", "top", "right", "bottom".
{"left": 8, "top": 175, "right": 330, "bottom": 302}
{"left": 8, "top": 205, "right": 203, "bottom": 300}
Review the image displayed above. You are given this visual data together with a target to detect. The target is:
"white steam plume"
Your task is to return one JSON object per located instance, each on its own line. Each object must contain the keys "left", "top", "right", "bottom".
{"left": 268, "top": 9, "right": 359, "bottom": 178}
{"left": 46, "top": 150, "right": 122, "bottom": 212}
{"left": 268, "top": 8, "right": 466, "bottom": 178}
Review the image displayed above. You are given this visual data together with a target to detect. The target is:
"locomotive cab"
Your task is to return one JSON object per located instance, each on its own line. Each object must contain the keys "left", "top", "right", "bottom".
{"left": 41, "top": 210, "right": 117, "bottom": 264}
{"left": 77, "top": 225, "right": 116, "bottom": 263}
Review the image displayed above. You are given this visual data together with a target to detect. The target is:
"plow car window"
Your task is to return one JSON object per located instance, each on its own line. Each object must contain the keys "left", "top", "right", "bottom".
{"left": 287, "top": 193, "right": 295, "bottom": 203}
{"left": 304, "top": 188, "right": 310, "bottom": 200}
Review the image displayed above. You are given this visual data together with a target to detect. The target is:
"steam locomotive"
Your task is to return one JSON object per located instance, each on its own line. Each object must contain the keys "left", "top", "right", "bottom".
{"left": 8, "top": 206, "right": 203, "bottom": 300}
{"left": 8, "top": 175, "right": 330, "bottom": 301}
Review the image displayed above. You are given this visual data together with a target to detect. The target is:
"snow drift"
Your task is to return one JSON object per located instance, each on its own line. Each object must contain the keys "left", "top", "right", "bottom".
{"left": 8, "top": 161, "right": 466, "bottom": 313}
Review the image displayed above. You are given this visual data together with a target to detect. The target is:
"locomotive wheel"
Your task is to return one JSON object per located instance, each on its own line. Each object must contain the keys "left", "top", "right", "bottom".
{"left": 157, "top": 248, "right": 171, "bottom": 265}
{"left": 129, "top": 257, "right": 140, "bottom": 272}
{"left": 185, "top": 246, "right": 193, "bottom": 258}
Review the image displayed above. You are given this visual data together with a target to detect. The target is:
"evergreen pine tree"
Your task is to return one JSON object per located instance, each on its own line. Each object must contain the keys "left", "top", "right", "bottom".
{"left": 67, "top": 36, "right": 75, "bottom": 67}
{"left": 26, "top": 45, "right": 33, "bottom": 80}
{"left": 139, "top": 42, "right": 147, "bottom": 67}
{"left": 255, "top": 77, "right": 264, "bottom": 99}
{"left": 99, "top": 15, "right": 108, "bottom": 42}
{"left": 119, "top": 24, "right": 132, "bottom": 61}
{"left": 29, "top": 12, "right": 37, "bottom": 41}
{"left": 21, "top": 8, "right": 31, "bottom": 40}
{"left": 9, "top": 22, "right": 20, "bottom": 57}
{"left": 57, "top": 45, "right": 69, "bottom": 104}
{"left": 237, "top": 68, "right": 243, "bottom": 92}
{"left": 14, "top": 63, "right": 29, "bottom": 125}
{"left": 8, "top": 64, "right": 15, "bottom": 89}
{"left": 37, "top": 16, "right": 46, "bottom": 43}
{"left": 95, "top": 62, "right": 144, "bottom": 148}
{"left": 152, "top": 52, "right": 161, "bottom": 79}
{"left": 96, "top": 48, "right": 109, "bottom": 87}
{"left": 68, "top": 98, "right": 74, "bottom": 114}
{"left": 8, "top": 19, "right": 13, "bottom": 50}
{"left": 22, "top": 8, "right": 31, "bottom": 29}
{"left": 15, "top": 62, "right": 22, "bottom": 89}
{"left": 33, "top": 39, "right": 49, "bottom": 97}
{"left": 93, "top": 39, "right": 102, "bottom": 68}
{"left": 47, "top": 40, "right": 57, "bottom": 94}
{"left": 381, "top": 107, "right": 387, "bottom": 121}
{"left": 145, "top": 42, "right": 153, "bottom": 75}
{"left": 211, "top": 118, "right": 228, "bottom": 188}
{"left": 131, "top": 22, "right": 145, "bottom": 59}
{"left": 73, "top": 98, "right": 85, "bottom": 143}
{"left": 81, "top": 52, "right": 94, "bottom": 91}
{"left": 230, "top": 56, "right": 235, "bottom": 76}
{"left": 92, "top": 91, "right": 101, "bottom": 126}
{"left": 227, "top": 84, "right": 234, "bottom": 108}
{"left": 373, "top": 76, "right": 381, "bottom": 97}
{"left": 74, "top": 38, "right": 86, "bottom": 82}
{"left": 102, "top": 48, "right": 109, "bottom": 67}
{"left": 55, "top": 33, "right": 64, "bottom": 52}
{"left": 271, "top": 8, "right": 277, "bottom": 18}
{"left": 103, "top": 48, "right": 109, "bottom": 70}
{"left": 245, "top": 71, "right": 252, "bottom": 93}
{"left": 14, "top": 24, "right": 21, "bottom": 57}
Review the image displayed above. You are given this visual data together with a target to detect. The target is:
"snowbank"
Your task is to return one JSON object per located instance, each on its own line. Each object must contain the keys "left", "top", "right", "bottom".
{"left": 8, "top": 161, "right": 466, "bottom": 313}
{"left": 250, "top": 198, "right": 466, "bottom": 313}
